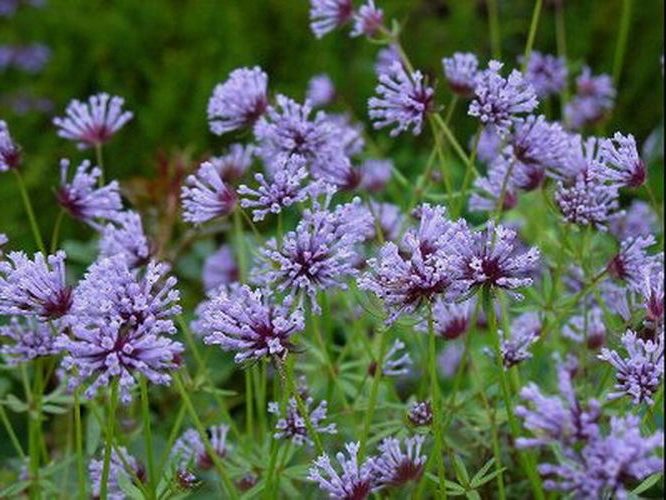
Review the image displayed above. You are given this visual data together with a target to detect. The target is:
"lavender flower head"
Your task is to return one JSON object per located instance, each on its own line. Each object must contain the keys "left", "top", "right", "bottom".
{"left": 595, "top": 132, "right": 646, "bottom": 188}
{"left": 555, "top": 170, "right": 620, "bottom": 230}
{"left": 351, "top": 1, "right": 384, "bottom": 38}
{"left": 606, "top": 235, "right": 659, "bottom": 292}
{"left": 407, "top": 400, "right": 432, "bottom": 427}
{"left": 598, "top": 330, "right": 664, "bottom": 405}
{"left": 181, "top": 161, "right": 237, "bottom": 224}
{"left": 609, "top": 200, "right": 658, "bottom": 241}
{"left": 207, "top": 66, "right": 268, "bottom": 135}
{"left": 255, "top": 198, "right": 371, "bottom": 312}
{"left": 89, "top": 447, "right": 144, "bottom": 500}
{"left": 643, "top": 268, "right": 664, "bottom": 334}
{"left": 53, "top": 92, "right": 133, "bottom": 148}
{"left": 428, "top": 298, "right": 472, "bottom": 340}
{"left": 58, "top": 256, "right": 183, "bottom": 403}
{"left": 375, "top": 45, "right": 400, "bottom": 75}
{"left": 171, "top": 425, "right": 230, "bottom": 470}
{"left": 475, "top": 126, "right": 502, "bottom": 165}
{"left": 0, "top": 316, "right": 60, "bottom": 364}
{"left": 442, "top": 52, "right": 479, "bottom": 97}
{"left": 268, "top": 396, "right": 337, "bottom": 446}
{"left": 368, "top": 62, "right": 434, "bottom": 137}
{"left": 0, "top": 120, "right": 21, "bottom": 171}
{"left": 519, "top": 51, "right": 567, "bottom": 98}
{"left": 307, "top": 74, "right": 336, "bottom": 107}
{"left": 309, "top": 0, "right": 353, "bottom": 39}
{"left": 371, "top": 435, "right": 426, "bottom": 488}
{"left": 562, "top": 307, "right": 606, "bottom": 350}
{"left": 99, "top": 211, "right": 151, "bottom": 268}
{"left": 0, "top": 250, "right": 72, "bottom": 320}
{"left": 438, "top": 342, "right": 464, "bottom": 378}
{"left": 210, "top": 143, "right": 254, "bottom": 183}
{"left": 367, "top": 201, "right": 404, "bottom": 242}
{"left": 0, "top": 233, "right": 7, "bottom": 257}
{"left": 468, "top": 157, "right": 519, "bottom": 213}
{"left": 359, "top": 159, "right": 392, "bottom": 193}
{"left": 468, "top": 60, "right": 538, "bottom": 137}
{"left": 564, "top": 67, "right": 615, "bottom": 129}
{"left": 455, "top": 222, "right": 540, "bottom": 298}
{"left": 500, "top": 312, "right": 541, "bottom": 368}
{"left": 308, "top": 442, "right": 376, "bottom": 499}
{"left": 57, "top": 159, "right": 123, "bottom": 227}
{"left": 193, "top": 284, "right": 304, "bottom": 364}
{"left": 202, "top": 245, "right": 239, "bottom": 291}
{"left": 359, "top": 204, "right": 468, "bottom": 323}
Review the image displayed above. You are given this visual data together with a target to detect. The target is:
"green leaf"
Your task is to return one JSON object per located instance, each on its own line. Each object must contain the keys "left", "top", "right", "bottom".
{"left": 86, "top": 410, "right": 101, "bottom": 456}
{"left": 0, "top": 480, "right": 30, "bottom": 497}
{"left": 470, "top": 458, "right": 496, "bottom": 488}
{"left": 117, "top": 473, "right": 145, "bottom": 500}
{"left": 3, "top": 393, "right": 29, "bottom": 413}
{"left": 631, "top": 473, "right": 663, "bottom": 495}
{"left": 452, "top": 454, "right": 470, "bottom": 486}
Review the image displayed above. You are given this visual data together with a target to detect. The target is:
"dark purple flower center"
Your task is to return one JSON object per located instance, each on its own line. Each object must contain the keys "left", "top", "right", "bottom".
{"left": 244, "top": 97, "right": 268, "bottom": 126}
{"left": 439, "top": 316, "right": 468, "bottom": 340}
{"left": 336, "top": 0, "right": 354, "bottom": 25}
{"left": 1, "top": 146, "right": 21, "bottom": 169}
{"left": 41, "top": 286, "right": 73, "bottom": 319}
{"left": 480, "top": 257, "right": 503, "bottom": 285}
{"left": 607, "top": 254, "right": 627, "bottom": 281}
{"left": 82, "top": 124, "right": 112, "bottom": 146}
{"left": 627, "top": 159, "right": 646, "bottom": 188}
{"left": 389, "top": 459, "right": 424, "bottom": 486}
{"left": 345, "top": 480, "right": 372, "bottom": 500}
{"left": 56, "top": 187, "right": 86, "bottom": 219}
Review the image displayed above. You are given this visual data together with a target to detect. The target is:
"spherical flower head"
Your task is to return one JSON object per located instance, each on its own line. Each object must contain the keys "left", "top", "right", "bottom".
{"left": 595, "top": 132, "right": 646, "bottom": 188}
{"left": 442, "top": 52, "right": 479, "bottom": 97}
{"left": 0, "top": 120, "right": 21, "bottom": 171}
{"left": 562, "top": 307, "right": 606, "bottom": 350}
{"left": 90, "top": 447, "right": 144, "bottom": 500}
{"left": 207, "top": 66, "right": 268, "bottom": 135}
{"left": 407, "top": 400, "right": 432, "bottom": 427}
{"left": 374, "top": 45, "right": 401, "bottom": 75}
{"left": 0, "top": 250, "right": 72, "bottom": 320}
{"left": 56, "top": 158, "right": 123, "bottom": 228}
{"left": 599, "top": 330, "right": 664, "bottom": 405}
{"left": 500, "top": 312, "right": 541, "bottom": 368}
{"left": 351, "top": 1, "right": 384, "bottom": 38}
{"left": 308, "top": 441, "right": 377, "bottom": 499}
{"left": 268, "top": 396, "right": 337, "bottom": 446}
{"left": 210, "top": 143, "right": 254, "bottom": 183}
{"left": 0, "top": 316, "right": 61, "bottom": 364}
{"left": 359, "top": 159, "right": 392, "bottom": 193}
{"left": 193, "top": 284, "right": 304, "bottom": 364}
{"left": 555, "top": 170, "right": 620, "bottom": 230}
{"left": 238, "top": 154, "right": 322, "bottom": 222}
{"left": 367, "top": 201, "right": 404, "bottom": 242}
{"left": 171, "top": 425, "right": 230, "bottom": 470}
{"left": 564, "top": 67, "right": 615, "bottom": 130}
{"left": 255, "top": 199, "right": 371, "bottom": 313}
{"left": 468, "top": 157, "right": 519, "bottom": 213}
{"left": 371, "top": 435, "right": 426, "bottom": 488}
{"left": 181, "top": 161, "right": 237, "bottom": 224}
{"left": 609, "top": 200, "right": 658, "bottom": 242}
{"left": 468, "top": 60, "right": 538, "bottom": 137}
{"left": 360, "top": 204, "right": 469, "bottom": 323}
{"left": 368, "top": 62, "right": 434, "bottom": 137}
{"left": 307, "top": 74, "right": 337, "bottom": 108}
{"left": 456, "top": 222, "right": 540, "bottom": 298}
{"left": 309, "top": 0, "right": 353, "bottom": 39}
{"left": 519, "top": 51, "right": 568, "bottom": 98}
{"left": 99, "top": 211, "right": 152, "bottom": 268}
{"left": 202, "top": 244, "right": 238, "bottom": 291}
{"left": 53, "top": 92, "right": 133, "bottom": 148}
{"left": 429, "top": 298, "right": 472, "bottom": 340}
{"left": 58, "top": 256, "right": 183, "bottom": 403}
{"left": 606, "top": 235, "right": 659, "bottom": 292}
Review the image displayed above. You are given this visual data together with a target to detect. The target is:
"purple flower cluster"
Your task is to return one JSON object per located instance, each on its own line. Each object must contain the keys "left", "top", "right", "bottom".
{"left": 89, "top": 447, "right": 144, "bottom": 500}
{"left": 0, "top": 120, "right": 21, "bottom": 171}
{"left": 565, "top": 67, "right": 615, "bottom": 129}
{"left": 99, "top": 211, "right": 152, "bottom": 268}
{"left": 181, "top": 161, "right": 237, "bottom": 224}
{"left": 0, "top": 316, "right": 60, "bottom": 364}
{"left": 202, "top": 244, "right": 238, "bottom": 291}
{"left": 520, "top": 51, "right": 567, "bottom": 98}
{"left": 268, "top": 396, "right": 337, "bottom": 446}
{"left": 171, "top": 425, "right": 230, "bottom": 470}
{"left": 500, "top": 312, "right": 541, "bottom": 368}
{"left": 442, "top": 52, "right": 479, "bottom": 97}
{"left": 0, "top": 43, "right": 50, "bottom": 73}
{"left": 306, "top": 74, "right": 337, "bottom": 107}
{"left": 210, "top": 143, "right": 254, "bottom": 183}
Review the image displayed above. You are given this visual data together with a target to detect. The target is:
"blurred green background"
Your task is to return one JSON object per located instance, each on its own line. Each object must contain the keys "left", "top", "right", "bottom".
{"left": 1, "top": 0, "right": 663, "bottom": 250}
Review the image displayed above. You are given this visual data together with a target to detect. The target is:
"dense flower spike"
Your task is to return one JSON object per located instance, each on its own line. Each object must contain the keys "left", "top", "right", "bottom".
{"left": 89, "top": 447, "right": 144, "bottom": 500}
{"left": 520, "top": 51, "right": 567, "bottom": 98}
{"left": 308, "top": 442, "right": 376, "bottom": 499}
{"left": 0, "top": 316, "right": 60, "bottom": 364}
{"left": 99, "top": 211, "right": 151, "bottom": 267}
{"left": 207, "top": 66, "right": 268, "bottom": 135}
{"left": 407, "top": 401, "right": 433, "bottom": 427}
{"left": 606, "top": 235, "right": 659, "bottom": 291}
{"left": 181, "top": 161, "right": 237, "bottom": 224}
{"left": 351, "top": 1, "right": 384, "bottom": 38}
{"left": 564, "top": 67, "right": 615, "bottom": 129}
{"left": 371, "top": 435, "right": 426, "bottom": 488}
{"left": 53, "top": 92, "right": 133, "bottom": 148}
{"left": 56, "top": 159, "right": 123, "bottom": 227}
{"left": 468, "top": 60, "right": 538, "bottom": 136}
{"left": 268, "top": 396, "right": 337, "bottom": 446}
{"left": 309, "top": 0, "right": 353, "bottom": 39}
{"left": 307, "top": 74, "right": 337, "bottom": 107}
{"left": 210, "top": 143, "right": 254, "bottom": 183}
{"left": 58, "top": 256, "right": 183, "bottom": 403}
{"left": 256, "top": 199, "right": 371, "bottom": 312}
{"left": 0, "top": 120, "right": 21, "bottom": 171}
{"left": 193, "top": 284, "right": 304, "bottom": 364}
{"left": 500, "top": 312, "right": 541, "bottom": 368}
{"left": 202, "top": 244, "right": 239, "bottom": 291}
{"left": 368, "top": 62, "right": 434, "bottom": 137}
{"left": 598, "top": 330, "right": 664, "bottom": 405}
{"left": 455, "top": 222, "right": 540, "bottom": 298}
{"left": 359, "top": 204, "right": 469, "bottom": 323}
{"left": 0, "top": 250, "right": 72, "bottom": 320}
{"left": 595, "top": 132, "right": 646, "bottom": 188}
{"left": 171, "top": 425, "right": 230, "bottom": 470}
{"left": 442, "top": 52, "right": 479, "bottom": 97}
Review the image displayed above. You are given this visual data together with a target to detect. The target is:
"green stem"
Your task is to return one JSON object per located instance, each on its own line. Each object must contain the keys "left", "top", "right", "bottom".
{"left": 0, "top": 402, "right": 25, "bottom": 459}
{"left": 433, "top": 114, "right": 479, "bottom": 179}
{"left": 487, "top": 0, "right": 502, "bottom": 59}
{"left": 100, "top": 381, "right": 119, "bottom": 500}
{"left": 612, "top": 0, "right": 633, "bottom": 85}
{"left": 522, "top": 0, "right": 543, "bottom": 71}
{"left": 233, "top": 208, "right": 248, "bottom": 280}
{"left": 73, "top": 389, "right": 86, "bottom": 499}
{"left": 139, "top": 378, "right": 156, "bottom": 499}
{"left": 359, "top": 325, "right": 388, "bottom": 459}
{"left": 13, "top": 170, "right": 46, "bottom": 254}
{"left": 50, "top": 209, "right": 65, "bottom": 254}
{"left": 245, "top": 369, "right": 254, "bottom": 437}
{"left": 427, "top": 306, "right": 447, "bottom": 499}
